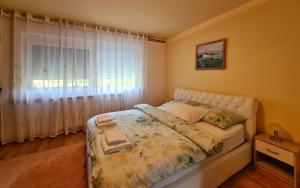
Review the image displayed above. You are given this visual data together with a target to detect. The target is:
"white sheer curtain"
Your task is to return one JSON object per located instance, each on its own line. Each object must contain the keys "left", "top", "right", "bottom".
{"left": 0, "top": 10, "right": 148, "bottom": 144}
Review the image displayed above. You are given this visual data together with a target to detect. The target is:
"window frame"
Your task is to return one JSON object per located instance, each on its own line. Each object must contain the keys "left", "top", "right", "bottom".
{"left": 20, "top": 32, "right": 143, "bottom": 98}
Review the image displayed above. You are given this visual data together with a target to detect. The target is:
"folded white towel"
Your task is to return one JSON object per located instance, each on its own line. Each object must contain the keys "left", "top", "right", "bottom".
{"left": 97, "top": 114, "right": 112, "bottom": 124}
{"left": 105, "top": 126, "right": 127, "bottom": 145}
{"left": 95, "top": 121, "right": 116, "bottom": 129}
{"left": 95, "top": 114, "right": 115, "bottom": 128}
{"left": 101, "top": 134, "right": 131, "bottom": 154}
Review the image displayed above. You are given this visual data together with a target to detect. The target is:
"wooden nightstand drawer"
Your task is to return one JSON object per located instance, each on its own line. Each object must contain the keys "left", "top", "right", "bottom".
{"left": 256, "top": 139, "right": 294, "bottom": 165}
{"left": 255, "top": 133, "right": 300, "bottom": 188}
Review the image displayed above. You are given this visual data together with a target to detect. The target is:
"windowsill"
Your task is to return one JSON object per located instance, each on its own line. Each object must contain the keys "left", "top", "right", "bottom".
{"left": 32, "top": 92, "right": 130, "bottom": 103}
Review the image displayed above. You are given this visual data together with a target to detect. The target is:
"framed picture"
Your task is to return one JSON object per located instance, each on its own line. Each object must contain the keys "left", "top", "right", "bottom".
{"left": 195, "top": 39, "right": 226, "bottom": 70}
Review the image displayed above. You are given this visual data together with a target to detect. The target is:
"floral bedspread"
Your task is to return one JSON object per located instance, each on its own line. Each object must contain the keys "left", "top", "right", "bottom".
{"left": 88, "top": 104, "right": 223, "bottom": 188}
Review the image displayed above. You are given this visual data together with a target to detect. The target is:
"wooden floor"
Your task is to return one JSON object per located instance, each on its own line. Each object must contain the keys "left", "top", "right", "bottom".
{"left": 0, "top": 132, "right": 86, "bottom": 160}
{"left": 0, "top": 132, "right": 292, "bottom": 188}
{"left": 220, "top": 166, "right": 291, "bottom": 188}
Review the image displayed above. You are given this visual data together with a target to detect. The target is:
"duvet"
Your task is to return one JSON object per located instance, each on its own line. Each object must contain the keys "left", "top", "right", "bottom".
{"left": 88, "top": 104, "right": 223, "bottom": 188}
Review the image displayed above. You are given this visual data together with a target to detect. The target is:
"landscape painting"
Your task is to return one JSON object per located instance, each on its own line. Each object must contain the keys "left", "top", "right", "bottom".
{"left": 195, "top": 39, "right": 226, "bottom": 70}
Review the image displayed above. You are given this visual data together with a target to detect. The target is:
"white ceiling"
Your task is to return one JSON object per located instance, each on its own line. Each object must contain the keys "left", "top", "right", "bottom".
{"left": 0, "top": 0, "right": 252, "bottom": 38}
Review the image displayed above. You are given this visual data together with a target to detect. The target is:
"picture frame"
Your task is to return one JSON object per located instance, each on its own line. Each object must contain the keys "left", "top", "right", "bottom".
{"left": 195, "top": 38, "right": 227, "bottom": 70}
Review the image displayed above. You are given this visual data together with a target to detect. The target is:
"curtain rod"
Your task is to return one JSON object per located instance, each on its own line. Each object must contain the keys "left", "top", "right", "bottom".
{"left": 0, "top": 8, "right": 166, "bottom": 43}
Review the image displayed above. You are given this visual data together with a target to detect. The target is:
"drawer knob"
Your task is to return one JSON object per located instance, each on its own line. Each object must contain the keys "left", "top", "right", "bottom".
{"left": 266, "top": 148, "right": 279, "bottom": 155}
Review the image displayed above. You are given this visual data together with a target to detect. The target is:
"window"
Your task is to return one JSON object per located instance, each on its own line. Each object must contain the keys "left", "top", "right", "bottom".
{"left": 25, "top": 32, "right": 144, "bottom": 96}
{"left": 32, "top": 45, "right": 90, "bottom": 88}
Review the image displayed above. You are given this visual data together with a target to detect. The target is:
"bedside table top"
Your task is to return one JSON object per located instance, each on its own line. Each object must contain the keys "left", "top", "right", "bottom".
{"left": 256, "top": 133, "right": 300, "bottom": 153}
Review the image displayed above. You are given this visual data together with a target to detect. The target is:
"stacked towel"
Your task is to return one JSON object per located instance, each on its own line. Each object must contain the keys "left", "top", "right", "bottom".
{"left": 95, "top": 114, "right": 131, "bottom": 154}
{"left": 96, "top": 114, "right": 115, "bottom": 128}
{"left": 105, "top": 126, "right": 128, "bottom": 145}
{"left": 97, "top": 114, "right": 112, "bottom": 123}
{"left": 101, "top": 133, "right": 131, "bottom": 154}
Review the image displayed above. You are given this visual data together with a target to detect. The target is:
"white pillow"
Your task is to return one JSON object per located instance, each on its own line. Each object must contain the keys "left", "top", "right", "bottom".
{"left": 158, "top": 102, "right": 209, "bottom": 124}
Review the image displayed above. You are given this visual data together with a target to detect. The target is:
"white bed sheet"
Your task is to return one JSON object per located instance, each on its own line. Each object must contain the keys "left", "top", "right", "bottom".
{"left": 152, "top": 122, "right": 245, "bottom": 188}
{"left": 198, "top": 122, "right": 245, "bottom": 155}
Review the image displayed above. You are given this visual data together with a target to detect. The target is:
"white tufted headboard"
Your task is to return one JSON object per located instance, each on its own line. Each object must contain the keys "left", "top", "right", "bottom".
{"left": 174, "top": 88, "right": 258, "bottom": 143}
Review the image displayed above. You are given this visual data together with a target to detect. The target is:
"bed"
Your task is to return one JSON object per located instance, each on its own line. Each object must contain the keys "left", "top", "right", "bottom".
{"left": 86, "top": 88, "right": 258, "bottom": 188}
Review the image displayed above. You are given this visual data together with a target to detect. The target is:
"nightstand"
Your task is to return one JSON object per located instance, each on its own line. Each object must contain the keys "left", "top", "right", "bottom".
{"left": 255, "top": 133, "right": 300, "bottom": 187}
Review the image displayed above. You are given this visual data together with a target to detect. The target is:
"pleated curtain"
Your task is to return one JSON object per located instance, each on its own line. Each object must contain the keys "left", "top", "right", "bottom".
{"left": 0, "top": 10, "right": 148, "bottom": 144}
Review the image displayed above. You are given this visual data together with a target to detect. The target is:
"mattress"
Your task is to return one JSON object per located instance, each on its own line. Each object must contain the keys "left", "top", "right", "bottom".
{"left": 152, "top": 122, "right": 245, "bottom": 188}
{"left": 199, "top": 122, "right": 245, "bottom": 157}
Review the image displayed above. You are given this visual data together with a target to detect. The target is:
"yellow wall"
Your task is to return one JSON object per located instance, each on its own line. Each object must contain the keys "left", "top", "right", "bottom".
{"left": 166, "top": 0, "right": 300, "bottom": 142}
{"left": 148, "top": 41, "right": 166, "bottom": 106}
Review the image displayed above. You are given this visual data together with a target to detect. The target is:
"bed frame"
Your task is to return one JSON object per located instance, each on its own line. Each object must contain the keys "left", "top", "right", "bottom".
{"left": 86, "top": 88, "right": 258, "bottom": 188}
